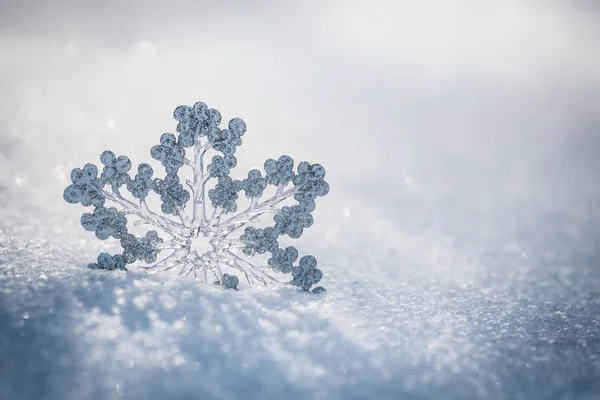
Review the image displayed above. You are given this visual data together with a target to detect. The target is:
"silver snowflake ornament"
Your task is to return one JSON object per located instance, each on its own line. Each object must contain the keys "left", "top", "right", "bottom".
{"left": 64, "top": 101, "right": 329, "bottom": 292}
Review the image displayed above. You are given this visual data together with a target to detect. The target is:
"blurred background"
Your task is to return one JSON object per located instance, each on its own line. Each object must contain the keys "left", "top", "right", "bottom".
{"left": 1, "top": 1, "right": 600, "bottom": 399}
{"left": 1, "top": 0, "right": 600, "bottom": 242}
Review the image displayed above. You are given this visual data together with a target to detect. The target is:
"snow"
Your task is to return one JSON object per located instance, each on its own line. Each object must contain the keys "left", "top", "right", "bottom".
{"left": 1, "top": 188, "right": 599, "bottom": 399}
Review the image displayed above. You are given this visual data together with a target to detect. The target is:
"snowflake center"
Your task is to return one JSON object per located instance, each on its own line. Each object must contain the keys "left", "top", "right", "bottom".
{"left": 189, "top": 235, "right": 214, "bottom": 256}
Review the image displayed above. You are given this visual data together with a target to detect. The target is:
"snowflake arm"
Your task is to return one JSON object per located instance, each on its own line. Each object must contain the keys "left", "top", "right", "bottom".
{"left": 64, "top": 101, "right": 329, "bottom": 292}
{"left": 100, "top": 188, "right": 185, "bottom": 237}
{"left": 217, "top": 184, "right": 300, "bottom": 237}
{"left": 139, "top": 247, "right": 191, "bottom": 273}
{"left": 222, "top": 251, "right": 277, "bottom": 285}
{"left": 186, "top": 137, "right": 213, "bottom": 225}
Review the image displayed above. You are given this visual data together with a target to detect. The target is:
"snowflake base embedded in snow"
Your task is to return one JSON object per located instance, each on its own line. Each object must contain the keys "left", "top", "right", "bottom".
{"left": 64, "top": 101, "right": 329, "bottom": 292}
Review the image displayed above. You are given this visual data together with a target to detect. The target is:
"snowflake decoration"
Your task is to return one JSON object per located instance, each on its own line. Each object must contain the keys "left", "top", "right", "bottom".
{"left": 63, "top": 101, "right": 329, "bottom": 292}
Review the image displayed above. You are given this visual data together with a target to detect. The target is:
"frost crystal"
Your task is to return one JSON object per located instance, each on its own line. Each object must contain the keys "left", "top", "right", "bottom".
{"left": 64, "top": 101, "right": 329, "bottom": 292}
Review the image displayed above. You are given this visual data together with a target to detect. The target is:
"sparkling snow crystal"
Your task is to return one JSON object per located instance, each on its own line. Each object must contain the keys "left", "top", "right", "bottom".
{"left": 63, "top": 101, "right": 329, "bottom": 292}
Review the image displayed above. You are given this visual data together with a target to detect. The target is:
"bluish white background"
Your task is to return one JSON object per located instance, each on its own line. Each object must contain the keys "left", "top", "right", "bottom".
{"left": 1, "top": 1, "right": 600, "bottom": 399}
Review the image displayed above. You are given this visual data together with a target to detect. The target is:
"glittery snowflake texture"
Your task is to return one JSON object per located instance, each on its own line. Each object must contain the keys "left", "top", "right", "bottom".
{"left": 63, "top": 101, "right": 329, "bottom": 293}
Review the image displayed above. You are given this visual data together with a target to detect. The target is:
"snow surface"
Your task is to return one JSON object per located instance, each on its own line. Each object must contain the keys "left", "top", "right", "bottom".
{"left": 1, "top": 186, "right": 599, "bottom": 399}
